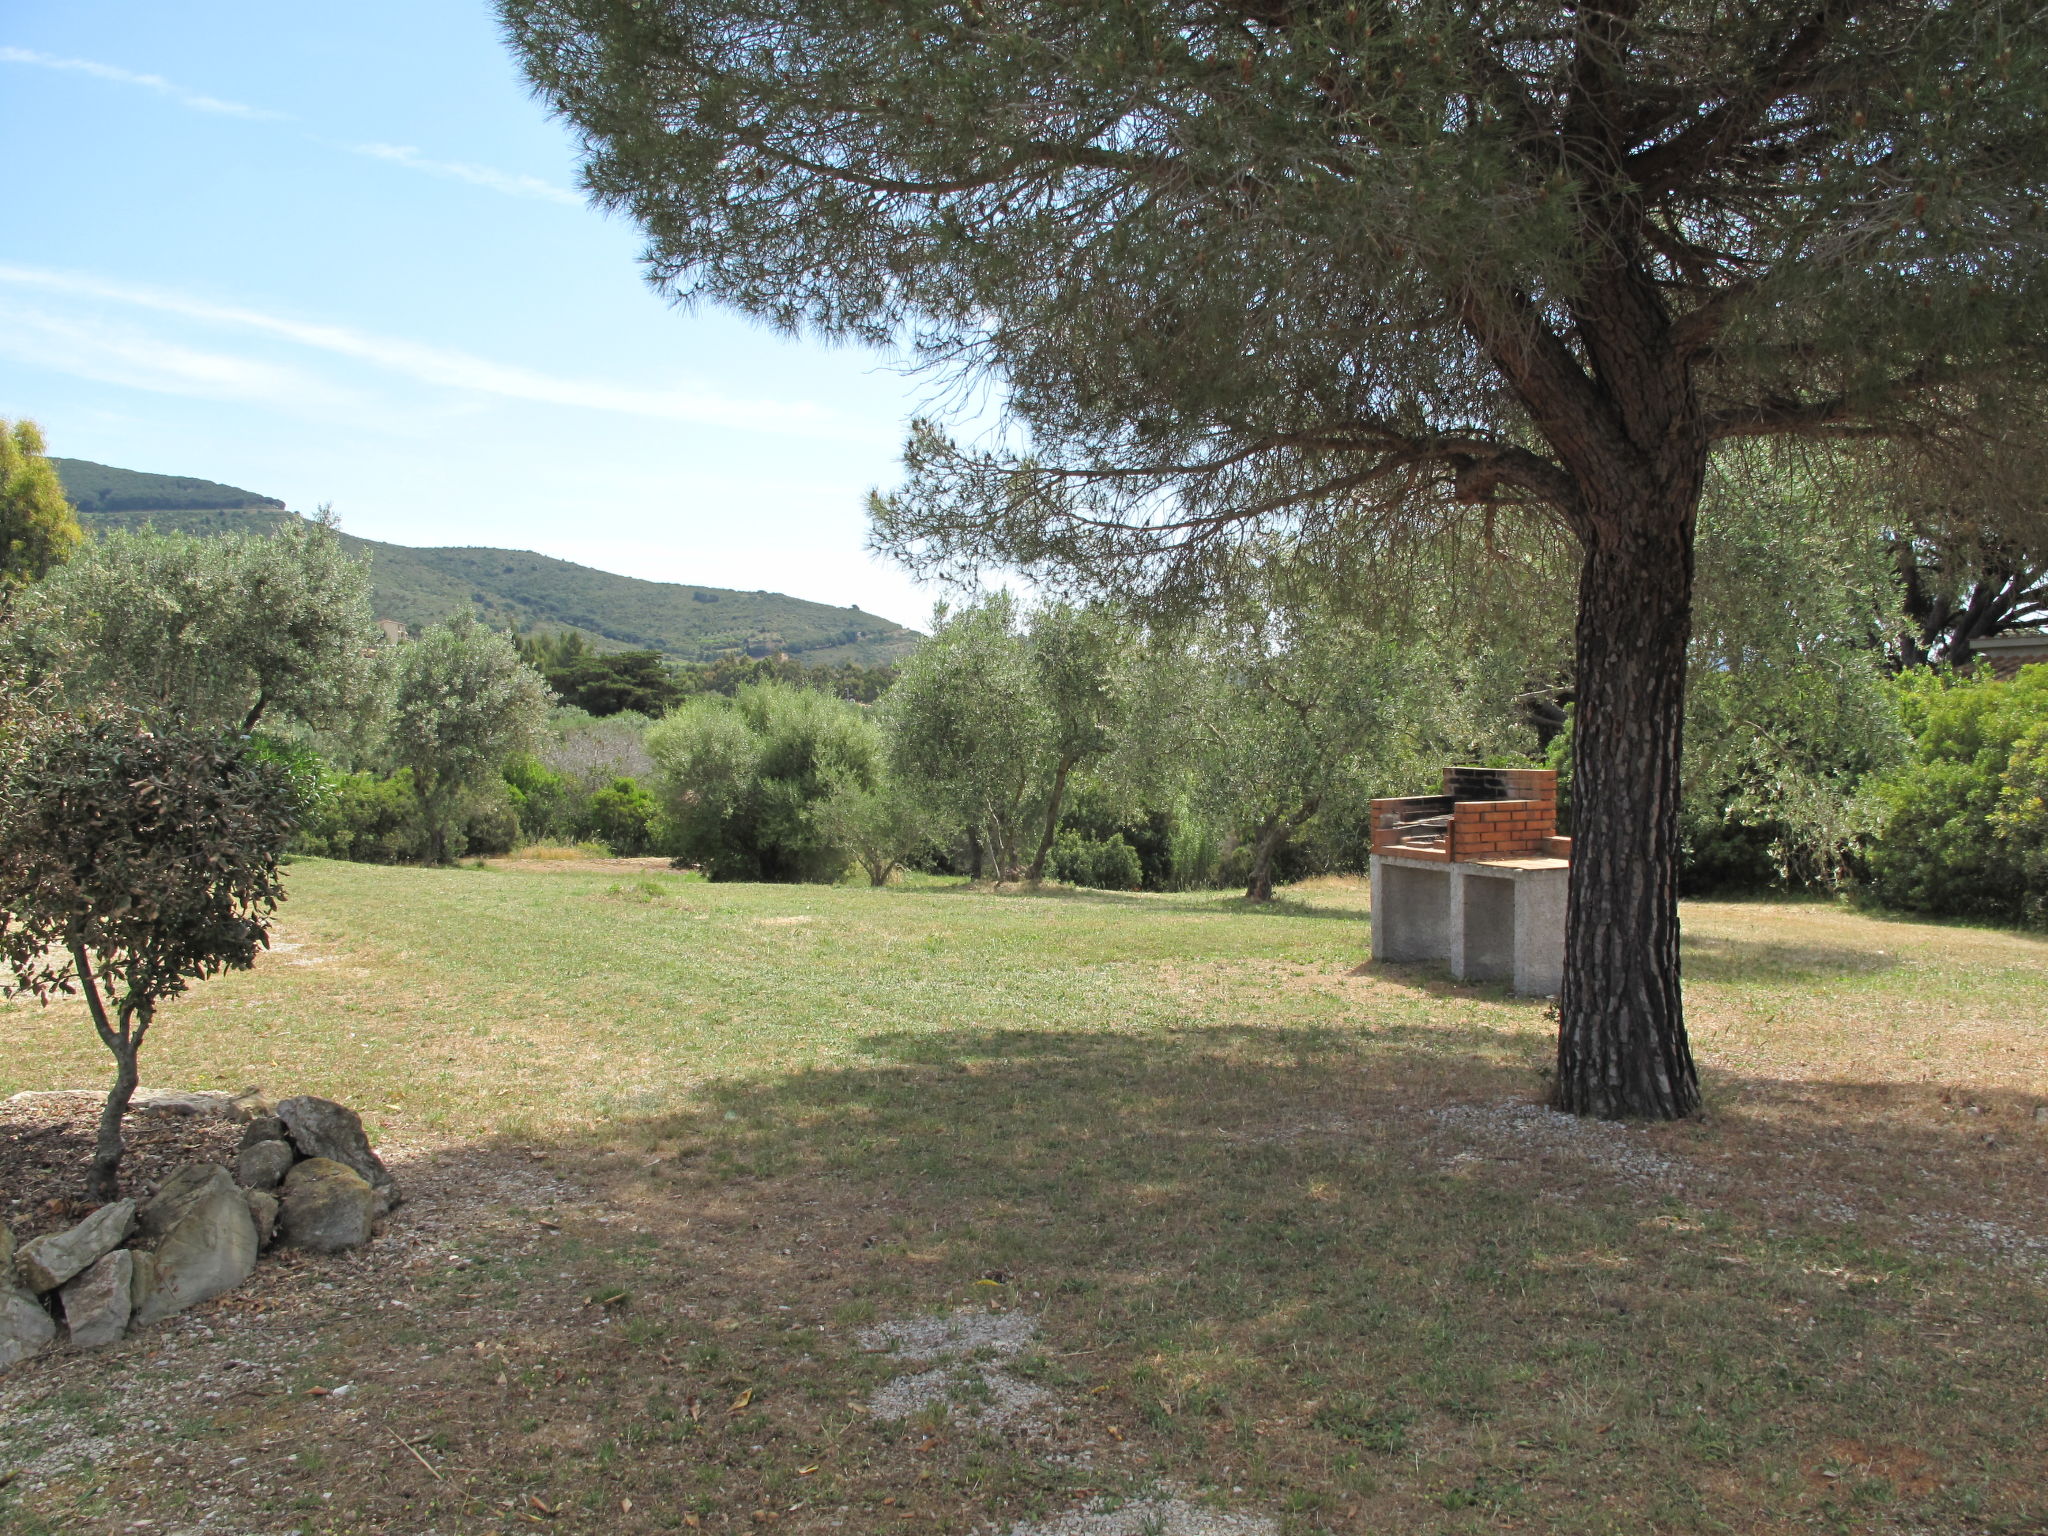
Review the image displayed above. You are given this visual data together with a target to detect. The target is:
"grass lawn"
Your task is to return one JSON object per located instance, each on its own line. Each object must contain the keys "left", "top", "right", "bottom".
{"left": 3, "top": 857, "right": 2047, "bottom": 1535}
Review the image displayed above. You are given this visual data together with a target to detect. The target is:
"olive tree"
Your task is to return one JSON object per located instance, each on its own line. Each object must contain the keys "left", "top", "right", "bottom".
{"left": 506, "top": 0, "right": 2048, "bottom": 1119}
{"left": 17, "top": 513, "right": 385, "bottom": 733}
{"left": 646, "top": 681, "right": 882, "bottom": 880}
{"left": 0, "top": 719, "right": 295, "bottom": 1198}
{"left": 389, "top": 615, "right": 553, "bottom": 863}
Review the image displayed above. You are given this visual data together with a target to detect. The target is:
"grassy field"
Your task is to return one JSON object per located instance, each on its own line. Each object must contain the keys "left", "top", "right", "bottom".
{"left": 4, "top": 858, "right": 2047, "bottom": 1535}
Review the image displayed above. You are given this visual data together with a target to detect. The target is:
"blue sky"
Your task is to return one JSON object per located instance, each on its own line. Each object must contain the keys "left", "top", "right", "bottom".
{"left": 0, "top": 1, "right": 949, "bottom": 625}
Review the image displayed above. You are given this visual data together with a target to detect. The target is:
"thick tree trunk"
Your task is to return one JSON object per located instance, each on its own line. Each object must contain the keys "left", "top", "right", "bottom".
{"left": 1024, "top": 757, "right": 1074, "bottom": 883}
{"left": 1554, "top": 512, "right": 1702, "bottom": 1120}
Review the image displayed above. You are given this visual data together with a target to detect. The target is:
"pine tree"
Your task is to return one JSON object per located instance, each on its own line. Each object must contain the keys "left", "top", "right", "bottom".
{"left": 504, "top": 0, "right": 2048, "bottom": 1117}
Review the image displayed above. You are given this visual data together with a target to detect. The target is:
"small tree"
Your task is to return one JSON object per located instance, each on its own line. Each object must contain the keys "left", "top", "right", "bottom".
{"left": 814, "top": 775, "right": 940, "bottom": 886}
{"left": 390, "top": 614, "right": 552, "bottom": 863}
{"left": 1022, "top": 603, "right": 1132, "bottom": 881}
{"left": 0, "top": 419, "right": 82, "bottom": 592}
{"left": 0, "top": 719, "right": 295, "bottom": 1198}
{"left": 1169, "top": 609, "right": 1508, "bottom": 900}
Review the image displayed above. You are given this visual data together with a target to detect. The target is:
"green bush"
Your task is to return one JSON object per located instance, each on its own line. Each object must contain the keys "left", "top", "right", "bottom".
{"left": 587, "top": 776, "right": 660, "bottom": 856}
{"left": 294, "top": 768, "right": 518, "bottom": 863}
{"left": 504, "top": 751, "right": 576, "bottom": 842}
{"left": 1865, "top": 665, "right": 2048, "bottom": 924}
{"left": 1048, "top": 830, "right": 1143, "bottom": 890}
{"left": 292, "top": 768, "right": 428, "bottom": 864}
{"left": 647, "top": 681, "right": 882, "bottom": 881}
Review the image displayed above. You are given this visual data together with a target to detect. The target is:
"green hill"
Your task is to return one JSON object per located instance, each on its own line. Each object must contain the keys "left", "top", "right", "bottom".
{"left": 51, "top": 458, "right": 921, "bottom": 666}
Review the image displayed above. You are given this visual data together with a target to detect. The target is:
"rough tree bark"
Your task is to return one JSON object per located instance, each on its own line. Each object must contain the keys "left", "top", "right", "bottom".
{"left": 1553, "top": 509, "right": 1703, "bottom": 1118}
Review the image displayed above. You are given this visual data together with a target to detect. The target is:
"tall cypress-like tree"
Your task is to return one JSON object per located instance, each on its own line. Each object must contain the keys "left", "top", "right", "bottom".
{"left": 504, "top": 0, "right": 2048, "bottom": 1117}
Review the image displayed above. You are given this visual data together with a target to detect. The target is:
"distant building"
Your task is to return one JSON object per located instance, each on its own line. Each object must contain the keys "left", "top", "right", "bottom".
{"left": 376, "top": 619, "right": 409, "bottom": 644}
{"left": 1976, "top": 632, "right": 2048, "bottom": 680}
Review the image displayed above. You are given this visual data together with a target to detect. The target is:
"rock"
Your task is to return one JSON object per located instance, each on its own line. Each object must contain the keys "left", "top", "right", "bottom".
{"left": 235, "top": 1139, "right": 295, "bottom": 1192}
{"left": 129, "top": 1252, "right": 156, "bottom": 1313}
{"left": 133, "top": 1179, "right": 257, "bottom": 1326}
{"left": 8, "top": 1087, "right": 268, "bottom": 1120}
{"left": 279, "top": 1158, "right": 377, "bottom": 1253}
{"left": 244, "top": 1189, "right": 279, "bottom": 1249}
{"left": 132, "top": 1087, "right": 269, "bottom": 1121}
{"left": 0, "top": 1287, "right": 55, "bottom": 1371}
{"left": 15, "top": 1200, "right": 136, "bottom": 1293}
{"left": 138, "top": 1163, "right": 239, "bottom": 1241}
{"left": 276, "top": 1097, "right": 398, "bottom": 1204}
{"left": 60, "top": 1249, "right": 134, "bottom": 1349}
{"left": 240, "top": 1115, "right": 289, "bottom": 1149}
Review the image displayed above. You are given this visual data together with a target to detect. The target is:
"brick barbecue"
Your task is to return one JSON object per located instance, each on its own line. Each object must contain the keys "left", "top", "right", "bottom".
{"left": 1370, "top": 766, "right": 1571, "bottom": 864}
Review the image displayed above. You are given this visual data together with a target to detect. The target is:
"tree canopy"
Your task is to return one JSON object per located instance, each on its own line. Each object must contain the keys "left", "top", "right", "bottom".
{"left": 0, "top": 419, "right": 83, "bottom": 590}
{"left": 507, "top": 0, "right": 2048, "bottom": 1118}
{"left": 389, "top": 614, "right": 553, "bottom": 863}
{"left": 16, "top": 516, "right": 385, "bottom": 734}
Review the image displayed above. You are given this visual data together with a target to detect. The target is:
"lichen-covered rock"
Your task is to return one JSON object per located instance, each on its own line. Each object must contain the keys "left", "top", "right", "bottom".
{"left": 0, "top": 1286, "right": 55, "bottom": 1371}
{"left": 128, "top": 1251, "right": 156, "bottom": 1312}
{"left": 276, "top": 1097, "right": 399, "bottom": 1204}
{"left": 15, "top": 1200, "right": 136, "bottom": 1293}
{"left": 239, "top": 1114, "right": 288, "bottom": 1149}
{"left": 138, "top": 1163, "right": 238, "bottom": 1241}
{"left": 244, "top": 1188, "right": 279, "bottom": 1249}
{"left": 134, "top": 1179, "right": 257, "bottom": 1326}
{"left": 235, "top": 1138, "right": 295, "bottom": 1191}
{"left": 61, "top": 1249, "right": 134, "bottom": 1349}
{"left": 279, "top": 1157, "right": 377, "bottom": 1253}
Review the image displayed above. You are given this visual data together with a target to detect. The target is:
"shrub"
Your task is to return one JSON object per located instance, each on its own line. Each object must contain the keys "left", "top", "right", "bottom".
{"left": 647, "top": 682, "right": 881, "bottom": 881}
{"left": 587, "top": 776, "right": 660, "bottom": 856}
{"left": 294, "top": 768, "right": 429, "bottom": 863}
{"left": 1049, "top": 830, "right": 1143, "bottom": 891}
{"left": 1864, "top": 665, "right": 2048, "bottom": 924}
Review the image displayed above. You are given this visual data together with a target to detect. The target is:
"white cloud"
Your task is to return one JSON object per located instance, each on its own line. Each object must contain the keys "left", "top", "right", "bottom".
{"left": 0, "top": 45, "right": 284, "bottom": 120}
{"left": 0, "top": 265, "right": 872, "bottom": 440}
{"left": 347, "top": 142, "right": 582, "bottom": 206}
{"left": 0, "top": 304, "right": 350, "bottom": 412}
{"left": 2, "top": 48, "right": 574, "bottom": 209}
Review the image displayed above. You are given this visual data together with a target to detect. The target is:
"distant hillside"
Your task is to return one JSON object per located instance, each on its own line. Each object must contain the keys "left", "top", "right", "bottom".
{"left": 53, "top": 458, "right": 920, "bottom": 666}
{"left": 50, "top": 458, "right": 287, "bottom": 516}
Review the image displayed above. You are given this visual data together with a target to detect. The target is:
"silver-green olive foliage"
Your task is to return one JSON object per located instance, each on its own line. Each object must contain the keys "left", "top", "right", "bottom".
{"left": 504, "top": 0, "right": 2048, "bottom": 1119}
{"left": 18, "top": 515, "right": 385, "bottom": 734}
{"left": 390, "top": 614, "right": 553, "bottom": 864}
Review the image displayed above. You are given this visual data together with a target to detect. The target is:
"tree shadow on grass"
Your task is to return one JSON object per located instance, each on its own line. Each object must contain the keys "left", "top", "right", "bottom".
{"left": 12, "top": 1025, "right": 2046, "bottom": 1536}
{"left": 897, "top": 881, "right": 1373, "bottom": 923}
{"left": 549, "top": 1023, "right": 2048, "bottom": 1530}
{"left": 1679, "top": 932, "right": 1901, "bottom": 983}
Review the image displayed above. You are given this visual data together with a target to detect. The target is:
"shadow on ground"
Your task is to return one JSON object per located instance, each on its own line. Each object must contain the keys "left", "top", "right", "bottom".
{"left": 901, "top": 882, "right": 1373, "bottom": 923}
{"left": 7, "top": 1027, "right": 2047, "bottom": 1536}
